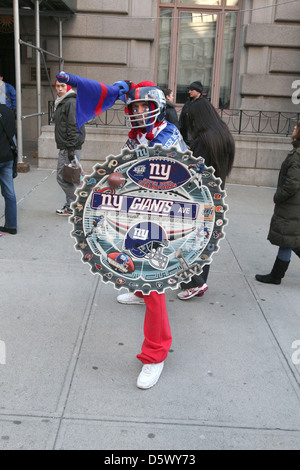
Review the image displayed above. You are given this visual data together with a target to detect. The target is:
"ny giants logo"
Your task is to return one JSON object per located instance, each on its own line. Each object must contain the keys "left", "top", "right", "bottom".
{"left": 149, "top": 163, "right": 172, "bottom": 181}
{"left": 128, "top": 158, "right": 190, "bottom": 190}
{"left": 132, "top": 227, "right": 149, "bottom": 241}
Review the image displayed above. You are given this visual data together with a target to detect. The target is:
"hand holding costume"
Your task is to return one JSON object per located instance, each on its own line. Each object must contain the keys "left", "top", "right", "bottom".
{"left": 113, "top": 80, "right": 132, "bottom": 101}
{"left": 67, "top": 148, "right": 75, "bottom": 162}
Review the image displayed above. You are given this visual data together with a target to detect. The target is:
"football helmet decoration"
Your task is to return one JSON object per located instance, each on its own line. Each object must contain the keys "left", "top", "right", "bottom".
{"left": 124, "top": 221, "right": 169, "bottom": 270}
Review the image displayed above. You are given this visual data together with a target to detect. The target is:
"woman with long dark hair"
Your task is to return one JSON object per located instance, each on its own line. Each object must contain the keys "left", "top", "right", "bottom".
{"left": 178, "top": 97, "right": 235, "bottom": 300}
{"left": 188, "top": 97, "right": 235, "bottom": 189}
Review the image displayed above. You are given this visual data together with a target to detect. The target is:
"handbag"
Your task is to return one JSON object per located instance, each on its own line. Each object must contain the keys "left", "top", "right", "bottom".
{"left": 0, "top": 113, "right": 18, "bottom": 178}
{"left": 62, "top": 162, "right": 81, "bottom": 185}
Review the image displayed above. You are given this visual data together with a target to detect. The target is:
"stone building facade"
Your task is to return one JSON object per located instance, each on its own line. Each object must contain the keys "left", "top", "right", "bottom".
{"left": 0, "top": 0, "right": 299, "bottom": 185}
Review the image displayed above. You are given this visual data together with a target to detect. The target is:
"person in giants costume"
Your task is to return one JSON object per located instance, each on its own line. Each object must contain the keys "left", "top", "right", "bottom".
{"left": 56, "top": 71, "right": 187, "bottom": 389}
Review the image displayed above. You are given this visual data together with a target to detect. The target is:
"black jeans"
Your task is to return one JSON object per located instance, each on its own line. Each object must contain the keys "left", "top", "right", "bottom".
{"left": 180, "top": 264, "right": 210, "bottom": 289}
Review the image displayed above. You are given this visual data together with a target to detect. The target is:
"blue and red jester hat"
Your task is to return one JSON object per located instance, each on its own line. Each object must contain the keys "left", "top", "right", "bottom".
{"left": 55, "top": 72, "right": 166, "bottom": 140}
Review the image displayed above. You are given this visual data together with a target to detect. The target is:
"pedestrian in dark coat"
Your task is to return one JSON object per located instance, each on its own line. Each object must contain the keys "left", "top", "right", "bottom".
{"left": 162, "top": 88, "right": 179, "bottom": 128}
{"left": 54, "top": 80, "right": 85, "bottom": 215}
{"left": 179, "top": 81, "right": 203, "bottom": 147}
{"left": 256, "top": 122, "right": 300, "bottom": 284}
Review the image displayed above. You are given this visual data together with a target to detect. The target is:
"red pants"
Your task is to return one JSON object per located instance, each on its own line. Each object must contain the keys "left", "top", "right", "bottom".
{"left": 135, "top": 291, "right": 172, "bottom": 364}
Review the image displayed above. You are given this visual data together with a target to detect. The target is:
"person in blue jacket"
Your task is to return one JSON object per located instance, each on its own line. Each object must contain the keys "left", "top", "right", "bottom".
{"left": 0, "top": 71, "right": 16, "bottom": 113}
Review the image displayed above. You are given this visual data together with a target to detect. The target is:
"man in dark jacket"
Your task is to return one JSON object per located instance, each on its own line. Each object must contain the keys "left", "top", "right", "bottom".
{"left": 54, "top": 80, "right": 85, "bottom": 215}
{"left": 162, "top": 88, "right": 179, "bottom": 128}
{"left": 0, "top": 104, "right": 17, "bottom": 234}
{"left": 179, "top": 81, "right": 203, "bottom": 147}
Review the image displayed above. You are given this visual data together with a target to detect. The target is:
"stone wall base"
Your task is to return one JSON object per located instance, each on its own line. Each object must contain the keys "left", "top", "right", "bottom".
{"left": 38, "top": 126, "right": 292, "bottom": 187}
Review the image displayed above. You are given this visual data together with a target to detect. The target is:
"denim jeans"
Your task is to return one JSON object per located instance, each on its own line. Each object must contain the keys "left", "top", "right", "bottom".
{"left": 0, "top": 160, "right": 17, "bottom": 229}
{"left": 56, "top": 149, "right": 82, "bottom": 207}
{"left": 278, "top": 246, "right": 300, "bottom": 262}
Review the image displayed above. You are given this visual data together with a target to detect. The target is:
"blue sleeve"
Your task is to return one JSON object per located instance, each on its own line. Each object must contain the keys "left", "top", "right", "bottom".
{"left": 7, "top": 83, "right": 17, "bottom": 111}
{"left": 57, "top": 73, "right": 121, "bottom": 130}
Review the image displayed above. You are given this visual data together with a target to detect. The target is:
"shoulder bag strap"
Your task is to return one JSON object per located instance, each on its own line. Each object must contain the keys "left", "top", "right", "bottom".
{"left": 0, "top": 88, "right": 13, "bottom": 107}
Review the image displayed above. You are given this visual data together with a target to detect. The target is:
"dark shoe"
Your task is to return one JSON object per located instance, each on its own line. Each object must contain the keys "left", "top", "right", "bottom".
{"left": 255, "top": 273, "right": 281, "bottom": 284}
{"left": 0, "top": 226, "right": 17, "bottom": 235}
{"left": 255, "top": 257, "right": 290, "bottom": 285}
{"left": 294, "top": 248, "right": 300, "bottom": 258}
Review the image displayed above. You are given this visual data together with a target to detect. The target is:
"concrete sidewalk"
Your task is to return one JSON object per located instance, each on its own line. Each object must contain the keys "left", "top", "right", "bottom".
{"left": 0, "top": 169, "right": 299, "bottom": 450}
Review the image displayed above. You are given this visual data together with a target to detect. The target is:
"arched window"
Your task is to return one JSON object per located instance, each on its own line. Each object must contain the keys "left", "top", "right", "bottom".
{"left": 157, "top": 0, "right": 241, "bottom": 109}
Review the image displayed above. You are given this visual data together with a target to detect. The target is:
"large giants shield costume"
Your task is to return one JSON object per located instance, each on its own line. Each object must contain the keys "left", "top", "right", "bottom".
{"left": 57, "top": 73, "right": 228, "bottom": 294}
{"left": 70, "top": 144, "right": 227, "bottom": 294}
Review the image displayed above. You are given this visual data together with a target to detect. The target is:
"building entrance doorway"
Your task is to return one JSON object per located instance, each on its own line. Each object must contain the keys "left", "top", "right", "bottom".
{"left": 0, "top": 15, "right": 15, "bottom": 86}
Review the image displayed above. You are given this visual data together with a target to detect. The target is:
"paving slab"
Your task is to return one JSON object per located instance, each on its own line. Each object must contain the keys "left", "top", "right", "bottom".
{"left": 55, "top": 419, "right": 300, "bottom": 450}
{"left": 0, "top": 417, "right": 59, "bottom": 450}
{"left": 62, "top": 273, "right": 300, "bottom": 429}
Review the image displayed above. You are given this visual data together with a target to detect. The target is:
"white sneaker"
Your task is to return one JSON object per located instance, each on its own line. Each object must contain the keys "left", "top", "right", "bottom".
{"left": 137, "top": 362, "right": 164, "bottom": 389}
{"left": 177, "top": 283, "right": 208, "bottom": 300}
{"left": 56, "top": 205, "right": 72, "bottom": 216}
{"left": 117, "top": 292, "right": 145, "bottom": 304}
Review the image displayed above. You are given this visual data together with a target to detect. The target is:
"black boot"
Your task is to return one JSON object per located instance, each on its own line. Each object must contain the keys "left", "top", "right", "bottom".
{"left": 255, "top": 257, "right": 290, "bottom": 285}
{"left": 294, "top": 248, "right": 300, "bottom": 258}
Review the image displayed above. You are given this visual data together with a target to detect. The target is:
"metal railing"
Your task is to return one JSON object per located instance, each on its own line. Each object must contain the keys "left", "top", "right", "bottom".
{"left": 48, "top": 101, "right": 126, "bottom": 126}
{"left": 217, "top": 109, "right": 299, "bottom": 136}
{"left": 48, "top": 101, "right": 299, "bottom": 136}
